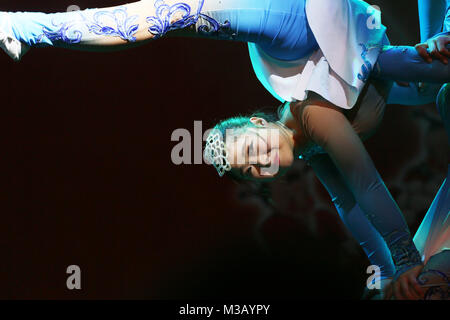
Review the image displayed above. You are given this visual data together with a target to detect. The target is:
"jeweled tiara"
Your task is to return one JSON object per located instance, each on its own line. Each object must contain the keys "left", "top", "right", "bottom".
{"left": 203, "top": 130, "right": 232, "bottom": 177}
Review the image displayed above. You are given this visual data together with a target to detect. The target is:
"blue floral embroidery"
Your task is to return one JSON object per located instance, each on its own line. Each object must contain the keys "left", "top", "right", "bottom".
{"left": 39, "top": 21, "right": 83, "bottom": 44}
{"left": 357, "top": 44, "right": 373, "bottom": 83}
{"left": 198, "top": 16, "right": 231, "bottom": 37}
{"left": 418, "top": 269, "right": 450, "bottom": 300}
{"left": 85, "top": 7, "right": 139, "bottom": 42}
{"left": 146, "top": 0, "right": 230, "bottom": 39}
{"left": 38, "top": 7, "right": 139, "bottom": 44}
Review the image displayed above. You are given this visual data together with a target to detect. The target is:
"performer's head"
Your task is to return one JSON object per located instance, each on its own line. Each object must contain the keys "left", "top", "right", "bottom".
{"left": 204, "top": 111, "right": 295, "bottom": 181}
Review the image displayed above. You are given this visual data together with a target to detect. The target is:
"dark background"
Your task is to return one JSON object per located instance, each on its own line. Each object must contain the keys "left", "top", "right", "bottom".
{"left": 0, "top": 1, "right": 447, "bottom": 299}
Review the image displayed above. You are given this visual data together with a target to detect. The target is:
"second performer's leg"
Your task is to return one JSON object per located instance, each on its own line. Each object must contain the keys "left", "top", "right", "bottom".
{"left": 1, "top": 0, "right": 316, "bottom": 61}
{"left": 2, "top": 1, "right": 213, "bottom": 55}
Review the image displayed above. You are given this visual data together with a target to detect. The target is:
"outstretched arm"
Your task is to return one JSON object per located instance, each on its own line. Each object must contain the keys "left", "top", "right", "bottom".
{"left": 3, "top": 1, "right": 209, "bottom": 51}
{"left": 310, "top": 154, "right": 395, "bottom": 285}
{"left": 299, "top": 98, "right": 425, "bottom": 299}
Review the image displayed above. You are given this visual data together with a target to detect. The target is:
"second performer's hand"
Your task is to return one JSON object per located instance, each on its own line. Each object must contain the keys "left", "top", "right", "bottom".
{"left": 415, "top": 34, "right": 450, "bottom": 65}
{"left": 384, "top": 265, "right": 426, "bottom": 300}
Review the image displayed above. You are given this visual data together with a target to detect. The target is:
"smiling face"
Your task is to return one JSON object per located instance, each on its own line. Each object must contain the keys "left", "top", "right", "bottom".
{"left": 224, "top": 118, "right": 295, "bottom": 180}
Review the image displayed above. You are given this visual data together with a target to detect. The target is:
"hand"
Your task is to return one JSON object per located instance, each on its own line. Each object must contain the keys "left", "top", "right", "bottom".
{"left": 384, "top": 265, "right": 426, "bottom": 300}
{"left": 415, "top": 34, "right": 450, "bottom": 64}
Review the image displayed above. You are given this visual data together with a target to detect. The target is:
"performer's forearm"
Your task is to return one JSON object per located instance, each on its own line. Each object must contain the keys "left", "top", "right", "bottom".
{"left": 310, "top": 155, "right": 396, "bottom": 280}
{"left": 347, "top": 170, "right": 422, "bottom": 279}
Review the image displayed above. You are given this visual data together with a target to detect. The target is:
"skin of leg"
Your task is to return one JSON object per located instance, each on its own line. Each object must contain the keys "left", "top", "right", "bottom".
{"left": 306, "top": 80, "right": 396, "bottom": 290}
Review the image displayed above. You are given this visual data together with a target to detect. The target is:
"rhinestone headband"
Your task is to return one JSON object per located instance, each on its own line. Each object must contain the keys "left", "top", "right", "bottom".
{"left": 204, "top": 130, "right": 232, "bottom": 177}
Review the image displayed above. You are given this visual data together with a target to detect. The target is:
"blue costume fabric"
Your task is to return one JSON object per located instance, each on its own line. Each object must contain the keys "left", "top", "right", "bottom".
{"left": 7, "top": 0, "right": 320, "bottom": 62}
{"left": 388, "top": 0, "right": 450, "bottom": 105}
{"left": 5, "top": 1, "right": 449, "bottom": 88}
{"left": 418, "top": 0, "right": 450, "bottom": 42}
{"left": 3, "top": 0, "right": 449, "bottom": 281}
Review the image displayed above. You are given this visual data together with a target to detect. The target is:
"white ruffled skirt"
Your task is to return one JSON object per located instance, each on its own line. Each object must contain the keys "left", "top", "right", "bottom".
{"left": 248, "top": 0, "right": 389, "bottom": 109}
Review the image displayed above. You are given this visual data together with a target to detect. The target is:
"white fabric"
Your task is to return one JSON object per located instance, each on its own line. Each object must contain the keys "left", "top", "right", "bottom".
{"left": 0, "top": 12, "right": 29, "bottom": 61}
{"left": 413, "top": 165, "right": 450, "bottom": 264}
{"left": 248, "top": 0, "right": 388, "bottom": 109}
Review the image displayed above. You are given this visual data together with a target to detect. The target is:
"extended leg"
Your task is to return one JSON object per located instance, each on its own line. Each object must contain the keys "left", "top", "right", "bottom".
{"left": 1, "top": 1, "right": 210, "bottom": 53}
{"left": 0, "top": 0, "right": 317, "bottom": 61}
{"left": 413, "top": 85, "right": 450, "bottom": 263}
{"left": 310, "top": 154, "right": 395, "bottom": 281}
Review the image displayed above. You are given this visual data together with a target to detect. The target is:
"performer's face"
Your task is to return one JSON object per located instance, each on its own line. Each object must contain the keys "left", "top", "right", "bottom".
{"left": 225, "top": 118, "right": 294, "bottom": 180}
